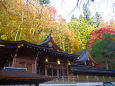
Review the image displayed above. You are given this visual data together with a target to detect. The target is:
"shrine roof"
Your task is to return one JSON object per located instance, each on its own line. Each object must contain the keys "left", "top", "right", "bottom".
{"left": 0, "top": 36, "right": 79, "bottom": 61}
{"left": 71, "top": 65, "right": 115, "bottom": 76}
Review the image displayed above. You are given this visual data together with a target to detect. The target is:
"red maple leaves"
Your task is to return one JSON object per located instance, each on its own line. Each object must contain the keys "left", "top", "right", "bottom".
{"left": 46, "top": 7, "right": 63, "bottom": 22}
{"left": 88, "top": 26, "right": 115, "bottom": 47}
{"left": 47, "top": 7, "right": 57, "bottom": 14}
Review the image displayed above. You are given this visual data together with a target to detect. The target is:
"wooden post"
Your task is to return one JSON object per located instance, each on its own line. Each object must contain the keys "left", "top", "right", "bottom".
{"left": 77, "top": 74, "right": 79, "bottom": 82}
{"left": 67, "top": 60, "right": 69, "bottom": 82}
{"left": 109, "top": 76, "right": 112, "bottom": 82}
{"left": 45, "top": 66, "right": 47, "bottom": 76}
{"left": 35, "top": 58, "right": 37, "bottom": 73}
{"left": 32, "top": 63, "right": 34, "bottom": 73}
{"left": 56, "top": 58, "right": 59, "bottom": 79}
{"left": 57, "top": 69, "right": 59, "bottom": 79}
{"left": 51, "top": 69, "right": 53, "bottom": 76}
{"left": 12, "top": 48, "right": 18, "bottom": 67}
{"left": 103, "top": 76, "right": 105, "bottom": 82}
{"left": 29, "top": 83, "right": 31, "bottom": 86}
{"left": 12, "top": 57, "right": 16, "bottom": 67}
{"left": 35, "top": 51, "right": 39, "bottom": 74}
{"left": 68, "top": 75, "right": 69, "bottom": 82}
{"left": 39, "top": 67, "right": 40, "bottom": 75}
{"left": 35, "top": 81, "right": 39, "bottom": 86}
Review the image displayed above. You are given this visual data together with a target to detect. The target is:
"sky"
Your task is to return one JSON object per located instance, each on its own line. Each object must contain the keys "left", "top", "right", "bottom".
{"left": 50, "top": 0, "right": 115, "bottom": 22}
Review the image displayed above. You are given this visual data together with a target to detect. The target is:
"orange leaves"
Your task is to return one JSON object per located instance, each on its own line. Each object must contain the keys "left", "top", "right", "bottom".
{"left": 47, "top": 7, "right": 57, "bottom": 15}
{"left": 0, "top": 0, "right": 80, "bottom": 53}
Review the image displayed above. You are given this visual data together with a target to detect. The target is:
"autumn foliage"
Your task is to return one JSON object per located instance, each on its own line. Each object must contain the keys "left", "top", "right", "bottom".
{"left": 0, "top": 0, "right": 80, "bottom": 53}
{"left": 88, "top": 26, "right": 115, "bottom": 47}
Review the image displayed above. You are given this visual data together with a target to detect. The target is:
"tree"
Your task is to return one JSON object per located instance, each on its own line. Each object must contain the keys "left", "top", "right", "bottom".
{"left": 93, "top": 12, "right": 102, "bottom": 27}
{"left": 51, "top": 17, "right": 80, "bottom": 54}
{"left": 83, "top": 3, "right": 91, "bottom": 21}
{"left": 68, "top": 16, "right": 96, "bottom": 50}
{"left": 89, "top": 26, "right": 115, "bottom": 70}
{"left": 0, "top": 0, "right": 80, "bottom": 54}
{"left": 71, "top": 15, "right": 77, "bottom": 21}
{"left": 0, "top": 0, "right": 57, "bottom": 42}
{"left": 82, "top": 3, "right": 93, "bottom": 25}
{"left": 88, "top": 26, "right": 115, "bottom": 47}
{"left": 91, "top": 33, "right": 115, "bottom": 70}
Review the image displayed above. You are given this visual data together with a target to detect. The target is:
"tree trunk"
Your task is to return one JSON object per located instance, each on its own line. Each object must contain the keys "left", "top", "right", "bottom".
{"left": 105, "top": 56, "right": 109, "bottom": 70}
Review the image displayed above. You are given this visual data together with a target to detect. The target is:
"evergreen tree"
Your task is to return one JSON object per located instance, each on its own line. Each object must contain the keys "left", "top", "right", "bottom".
{"left": 68, "top": 16, "right": 96, "bottom": 50}
{"left": 83, "top": 3, "right": 91, "bottom": 22}
{"left": 71, "top": 15, "right": 77, "bottom": 21}
{"left": 91, "top": 33, "right": 115, "bottom": 70}
{"left": 94, "top": 12, "right": 102, "bottom": 27}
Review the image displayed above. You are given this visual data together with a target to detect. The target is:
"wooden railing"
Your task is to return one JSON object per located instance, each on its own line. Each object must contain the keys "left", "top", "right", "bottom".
{"left": 47, "top": 75, "right": 115, "bottom": 83}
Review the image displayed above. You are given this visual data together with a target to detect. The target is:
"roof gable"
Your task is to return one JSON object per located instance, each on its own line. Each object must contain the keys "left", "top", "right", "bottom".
{"left": 38, "top": 35, "right": 63, "bottom": 51}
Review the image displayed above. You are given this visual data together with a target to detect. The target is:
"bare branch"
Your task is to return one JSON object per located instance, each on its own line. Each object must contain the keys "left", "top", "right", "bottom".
{"left": 66, "top": 0, "right": 80, "bottom": 17}
{"left": 61, "top": 0, "right": 65, "bottom": 7}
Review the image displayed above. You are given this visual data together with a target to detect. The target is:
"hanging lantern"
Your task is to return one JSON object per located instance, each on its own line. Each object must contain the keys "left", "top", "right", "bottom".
{"left": 57, "top": 59, "right": 60, "bottom": 65}
{"left": 18, "top": 44, "right": 24, "bottom": 48}
{"left": 45, "top": 58, "right": 48, "bottom": 63}
{"left": 18, "top": 45, "right": 21, "bottom": 48}
{"left": 68, "top": 61, "right": 71, "bottom": 66}
{"left": 0, "top": 44, "right": 5, "bottom": 46}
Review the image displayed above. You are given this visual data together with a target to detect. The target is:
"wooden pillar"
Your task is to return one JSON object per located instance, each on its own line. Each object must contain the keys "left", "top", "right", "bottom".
{"left": 12, "top": 57, "right": 16, "bottom": 67}
{"left": 57, "top": 69, "right": 59, "bottom": 79}
{"left": 51, "top": 68, "right": 53, "bottom": 76}
{"left": 56, "top": 58, "right": 59, "bottom": 79}
{"left": 77, "top": 74, "right": 79, "bottom": 82}
{"left": 35, "top": 56, "right": 39, "bottom": 74}
{"left": 109, "top": 76, "right": 112, "bottom": 81}
{"left": 35, "top": 58, "right": 37, "bottom": 73}
{"left": 12, "top": 48, "right": 18, "bottom": 67}
{"left": 103, "top": 76, "right": 105, "bottom": 82}
{"left": 29, "top": 83, "right": 31, "bottom": 86}
{"left": 45, "top": 66, "right": 47, "bottom": 76}
{"left": 39, "top": 67, "right": 40, "bottom": 75}
{"left": 35, "top": 81, "right": 39, "bottom": 86}
{"left": 32, "top": 63, "right": 34, "bottom": 73}
{"left": 35, "top": 52, "right": 39, "bottom": 74}
{"left": 67, "top": 61, "right": 69, "bottom": 77}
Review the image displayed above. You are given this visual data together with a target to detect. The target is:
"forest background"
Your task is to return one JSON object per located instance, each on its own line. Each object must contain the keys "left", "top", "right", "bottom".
{"left": 0, "top": 0, "right": 115, "bottom": 69}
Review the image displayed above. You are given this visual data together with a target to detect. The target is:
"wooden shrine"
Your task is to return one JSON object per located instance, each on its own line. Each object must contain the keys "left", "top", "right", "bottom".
{"left": 0, "top": 35, "right": 115, "bottom": 85}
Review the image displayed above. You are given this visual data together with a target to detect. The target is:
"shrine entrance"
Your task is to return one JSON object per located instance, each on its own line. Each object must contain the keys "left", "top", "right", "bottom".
{"left": 38, "top": 56, "right": 69, "bottom": 78}
{"left": 45, "top": 62, "right": 68, "bottom": 78}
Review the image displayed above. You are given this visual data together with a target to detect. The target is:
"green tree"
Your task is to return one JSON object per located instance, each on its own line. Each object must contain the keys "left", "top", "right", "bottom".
{"left": 68, "top": 16, "right": 96, "bottom": 50}
{"left": 82, "top": 3, "right": 93, "bottom": 25}
{"left": 94, "top": 12, "right": 102, "bottom": 27}
{"left": 71, "top": 15, "right": 77, "bottom": 21}
{"left": 91, "top": 33, "right": 115, "bottom": 70}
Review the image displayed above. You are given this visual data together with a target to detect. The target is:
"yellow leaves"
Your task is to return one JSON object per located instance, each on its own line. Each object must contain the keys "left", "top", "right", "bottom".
{"left": 1, "top": 35, "right": 7, "bottom": 40}
{"left": 0, "top": 0, "right": 81, "bottom": 54}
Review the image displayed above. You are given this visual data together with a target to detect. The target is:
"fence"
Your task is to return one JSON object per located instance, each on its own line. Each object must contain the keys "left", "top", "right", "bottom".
{"left": 48, "top": 75, "right": 115, "bottom": 83}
